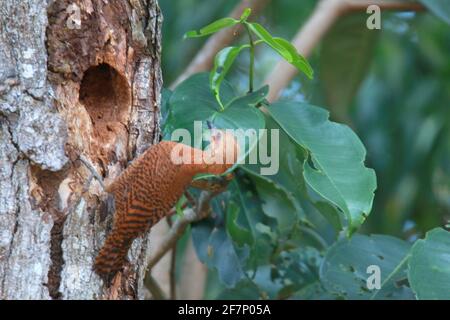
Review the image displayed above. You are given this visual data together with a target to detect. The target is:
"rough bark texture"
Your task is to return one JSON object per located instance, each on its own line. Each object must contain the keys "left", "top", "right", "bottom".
{"left": 0, "top": 0, "right": 162, "bottom": 299}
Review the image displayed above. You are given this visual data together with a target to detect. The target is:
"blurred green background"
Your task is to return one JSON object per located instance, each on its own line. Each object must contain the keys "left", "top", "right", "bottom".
{"left": 159, "top": 0, "right": 450, "bottom": 298}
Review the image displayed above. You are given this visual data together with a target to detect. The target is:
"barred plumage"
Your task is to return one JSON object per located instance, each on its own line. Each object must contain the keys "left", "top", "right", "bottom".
{"left": 94, "top": 132, "right": 238, "bottom": 276}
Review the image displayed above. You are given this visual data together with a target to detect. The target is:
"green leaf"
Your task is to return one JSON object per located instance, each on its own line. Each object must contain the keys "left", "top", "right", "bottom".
{"left": 169, "top": 73, "right": 266, "bottom": 166}
{"left": 184, "top": 17, "right": 240, "bottom": 38}
{"left": 276, "top": 247, "right": 325, "bottom": 299}
{"left": 320, "top": 234, "right": 415, "bottom": 300}
{"left": 217, "top": 267, "right": 281, "bottom": 300}
{"left": 241, "top": 133, "right": 307, "bottom": 233}
{"left": 211, "top": 45, "right": 248, "bottom": 108}
{"left": 216, "top": 280, "right": 261, "bottom": 299}
{"left": 192, "top": 219, "right": 249, "bottom": 288}
{"left": 273, "top": 37, "right": 314, "bottom": 79}
{"left": 247, "top": 22, "right": 313, "bottom": 79}
{"left": 219, "top": 247, "right": 326, "bottom": 300}
{"left": 226, "top": 201, "right": 253, "bottom": 247}
{"left": 241, "top": 114, "right": 344, "bottom": 234}
{"left": 408, "top": 228, "right": 450, "bottom": 299}
{"left": 250, "top": 175, "right": 298, "bottom": 233}
{"left": 267, "top": 101, "right": 377, "bottom": 234}
{"left": 419, "top": 0, "right": 450, "bottom": 25}
{"left": 229, "top": 176, "right": 274, "bottom": 268}
{"left": 175, "top": 195, "right": 187, "bottom": 217}
{"left": 319, "top": 14, "right": 379, "bottom": 120}
{"left": 241, "top": 115, "right": 306, "bottom": 214}
{"left": 191, "top": 192, "right": 250, "bottom": 288}
{"left": 224, "top": 85, "right": 268, "bottom": 109}
{"left": 240, "top": 8, "right": 252, "bottom": 21}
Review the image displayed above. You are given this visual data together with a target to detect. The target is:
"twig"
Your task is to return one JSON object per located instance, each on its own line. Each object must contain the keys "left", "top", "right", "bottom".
{"left": 144, "top": 273, "right": 167, "bottom": 300}
{"left": 67, "top": 155, "right": 106, "bottom": 217}
{"left": 184, "top": 190, "right": 196, "bottom": 207}
{"left": 144, "top": 191, "right": 214, "bottom": 299}
{"left": 78, "top": 155, "right": 105, "bottom": 190}
{"left": 177, "top": 238, "right": 208, "bottom": 299}
{"left": 344, "top": 0, "right": 425, "bottom": 12}
{"left": 264, "top": 0, "right": 426, "bottom": 101}
{"left": 145, "top": 191, "right": 214, "bottom": 271}
{"left": 166, "top": 216, "right": 177, "bottom": 300}
{"left": 171, "top": 0, "right": 271, "bottom": 88}
{"left": 169, "top": 238, "right": 177, "bottom": 299}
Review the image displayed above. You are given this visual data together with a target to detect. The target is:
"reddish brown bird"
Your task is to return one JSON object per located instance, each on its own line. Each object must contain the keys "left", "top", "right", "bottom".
{"left": 94, "top": 130, "right": 239, "bottom": 276}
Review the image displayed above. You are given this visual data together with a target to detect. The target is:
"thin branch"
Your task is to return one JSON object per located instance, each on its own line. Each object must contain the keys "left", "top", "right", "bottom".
{"left": 171, "top": 0, "right": 271, "bottom": 88}
{"left": 264, "top": 0, "right": 426, "bottom": 102}
{"left": 144, "top": 273, "right": 167, "bottom": 300}
{"left": 344, "top": 0, "right": 425, "bottom": 12}
{"left": 78, "top": 155, "right": 105, "bottom": 189}
{"left": 166, "top": 216, "right": 177, "bottom": 300}
{"left": 145, "top": 191, "right": 214, "bottom": 271}
{"left": 184, "top": 190, "right": 197, "bottom": 207}
{"left": 169, "top": 237, "right": 177, "bottom": 300}
{"left": 144, "top": 194, "right": 211, "bottom": 300}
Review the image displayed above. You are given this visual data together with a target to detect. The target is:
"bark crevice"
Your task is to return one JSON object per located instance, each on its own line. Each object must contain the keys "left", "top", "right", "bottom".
{"left": 0, "top": 151, "right": 20, "bottom": 296}
{"left": 47, "top": 213, "right": 67, "bottom": 299}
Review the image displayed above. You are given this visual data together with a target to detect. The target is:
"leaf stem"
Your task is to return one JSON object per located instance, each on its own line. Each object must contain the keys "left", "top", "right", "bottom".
{"left": 244, "top": 23, "right": 255, "bottom": 93}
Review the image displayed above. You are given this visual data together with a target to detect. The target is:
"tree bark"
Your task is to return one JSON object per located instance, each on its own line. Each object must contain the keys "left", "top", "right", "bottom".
{"left": 0, "top": 0, "right": 162, "bottom": 299}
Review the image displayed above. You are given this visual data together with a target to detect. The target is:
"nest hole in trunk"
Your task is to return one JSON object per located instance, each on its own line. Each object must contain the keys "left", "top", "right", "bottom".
{"left": 79, "top": 63, "right": 131, "bottom": 173}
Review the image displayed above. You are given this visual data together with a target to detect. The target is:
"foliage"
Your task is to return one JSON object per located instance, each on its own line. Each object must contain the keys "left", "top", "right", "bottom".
{"left": 320, "top": 234, "right": 414, "bottom": 300}
{"left": 408, "top": 228, "right": 450, "bottom": 299}
{"left": 184, "top": 8, "right": 312, "bottom": 107}
{"left": 161, "top": 2, "right": 450, "bottom": 300}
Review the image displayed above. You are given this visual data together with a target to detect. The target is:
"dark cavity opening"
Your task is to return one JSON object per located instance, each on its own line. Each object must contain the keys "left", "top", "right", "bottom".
{"left": 79, "top": 63, "right": 131, "bottom": 169}
{"left": 79, "top": 63, "right": 130, "bottom": 126}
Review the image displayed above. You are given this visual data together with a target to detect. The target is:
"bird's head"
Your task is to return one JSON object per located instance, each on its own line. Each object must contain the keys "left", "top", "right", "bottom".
{"left": 203, "top": 124, "right": 240, "bottom": 174}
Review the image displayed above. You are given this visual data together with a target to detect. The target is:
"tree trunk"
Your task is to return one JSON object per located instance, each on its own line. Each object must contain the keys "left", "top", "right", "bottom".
{"left": 0, "top": 0, "right": 162, "bottom": 299}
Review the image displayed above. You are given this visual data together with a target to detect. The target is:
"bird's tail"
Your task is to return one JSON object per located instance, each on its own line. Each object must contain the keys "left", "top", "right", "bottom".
{"left": 94, "top": 232, "right": 132, "bottom": 277}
